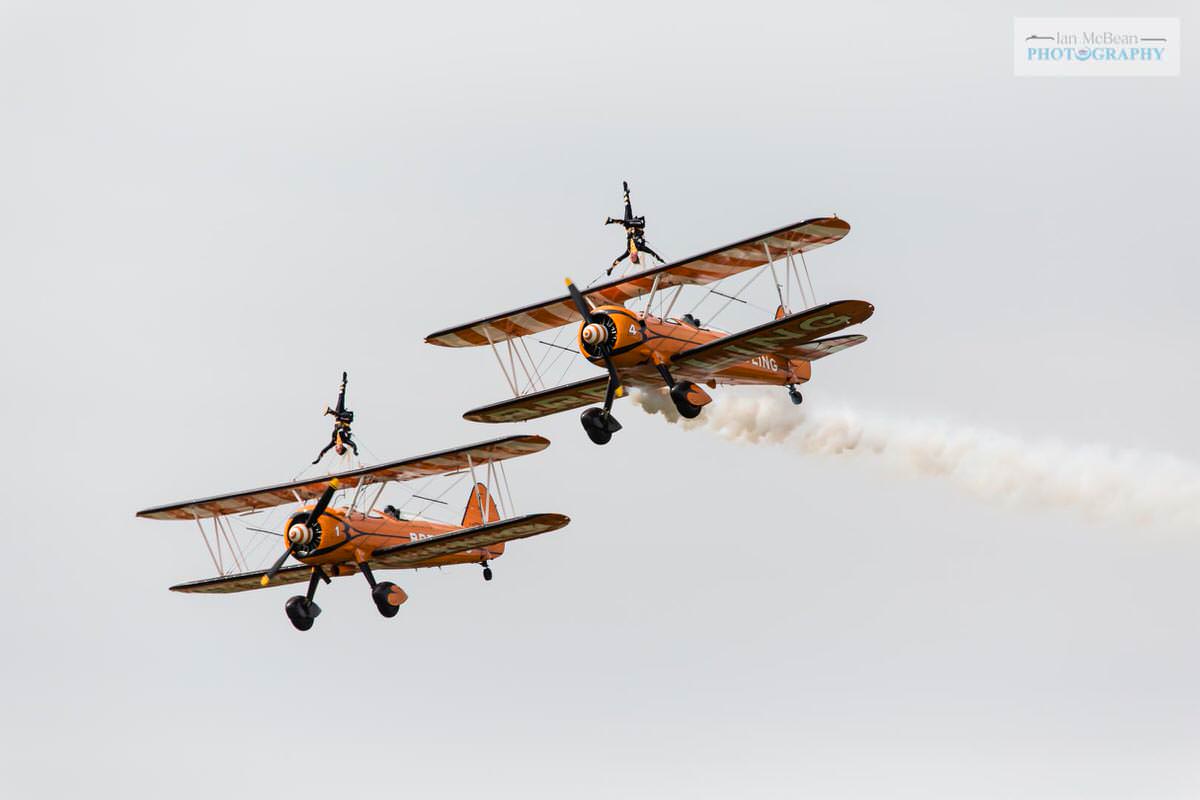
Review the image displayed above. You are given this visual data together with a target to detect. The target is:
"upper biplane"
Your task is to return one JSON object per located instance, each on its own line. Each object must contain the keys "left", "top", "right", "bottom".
{"left": 136, "top": 435, "right": 569, "bottom": 631}
{"left": 426, "top": 214, "right": 875, "bottom": 444}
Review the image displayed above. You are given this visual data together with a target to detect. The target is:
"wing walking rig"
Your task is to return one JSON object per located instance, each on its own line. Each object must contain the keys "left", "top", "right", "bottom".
{"left": 426, "top": 215, "right": 874, "bottom": 444}
{"left": 137, "top": 435, "right": 569, "bottom": 630}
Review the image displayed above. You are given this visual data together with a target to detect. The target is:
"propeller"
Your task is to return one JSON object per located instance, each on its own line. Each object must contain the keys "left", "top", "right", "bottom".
{"left": 565, "top": 278, "right": 624, "bottom": 419}
{"left": 261, "top": 483, "right": 337, "bottom": 586}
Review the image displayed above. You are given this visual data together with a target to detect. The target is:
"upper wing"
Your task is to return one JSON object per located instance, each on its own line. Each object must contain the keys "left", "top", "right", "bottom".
{"left": 168, "top": 513, "right": 570, "bottom": 594}
{"left": 426, "top": 216, "right": 849, "bottom": 347}
{"left": 671, "top": 300, "right": 874, "bottom": 374}
{"left": 463, "top": 375, "right": 614, "bottom": 423}
{"left": 138, "top": 434, "right": 550, "bottom": 521}
{"left": 370, "top": 513, "right": 570, "bottom": 568}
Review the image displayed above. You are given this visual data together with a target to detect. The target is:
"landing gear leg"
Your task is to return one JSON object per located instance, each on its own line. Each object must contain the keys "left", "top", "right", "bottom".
{"left": 285, "top": 567, "right": 327, "bottom": 632}
{"left": 580, "top": 374, "right": 624, "bottom": 445}
{"left": 482, "top": 560, "right": 493, "bottom": 581}
{"left": 359, "top": 561, "right": 406, "bottom": 618}
{"left": 788, "top": 384, "right": 803, "bottom": 406}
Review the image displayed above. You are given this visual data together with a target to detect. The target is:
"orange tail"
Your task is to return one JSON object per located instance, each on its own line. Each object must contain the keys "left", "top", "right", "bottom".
{"left": 462, "top": 482, "right": 503, "bottom": 556}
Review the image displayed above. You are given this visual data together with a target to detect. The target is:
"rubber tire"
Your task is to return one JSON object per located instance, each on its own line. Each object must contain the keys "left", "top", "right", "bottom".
{"left": 584, "top": 425, "right": 612, "bottom": 445}
{"left": 670, "top": 384, "right": 703, "bottom": 419}
{"left": 372, "top": 581, "right": 402, "bottom": 618}
{"left": 483, "top": 567, "right": 493, "bottom": 581}
{"left": 580, "top": 408, "right": 614, "bottom": 445}
{"left": 285, "top": 596, "right": 320, "bottom": 632}
{"left": 789, "top": 390, "right": 804, "bottom": 406}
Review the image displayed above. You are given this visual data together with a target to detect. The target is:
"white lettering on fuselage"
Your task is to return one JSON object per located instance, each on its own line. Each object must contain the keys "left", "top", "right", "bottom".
{"left": 750, "top": 354, "right": 780, "bottom": 371}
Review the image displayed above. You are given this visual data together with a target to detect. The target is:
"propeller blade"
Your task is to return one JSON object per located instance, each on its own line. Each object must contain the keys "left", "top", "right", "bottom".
{"left": 564, "top": 278, "right": 596, "bottom": 322}
{"left": 309, "top": 484, "right": 336, "bottom": 521}
{"left": 261, "top": 543, "right": 296, "bottom": 586}
{"left": 566, "top": 278, "right": 623, "bottom": 413}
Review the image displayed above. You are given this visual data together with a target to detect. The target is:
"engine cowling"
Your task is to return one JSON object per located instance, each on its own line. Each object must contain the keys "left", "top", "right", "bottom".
{"left": 283, "top": 509, "right": 344, "bottom": 557}
{"left": 576, "top": 306, "right": 642, "bottom": 362}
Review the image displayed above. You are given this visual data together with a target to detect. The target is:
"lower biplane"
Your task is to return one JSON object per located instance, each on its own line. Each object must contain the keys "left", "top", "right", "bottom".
{"left": 136, "top": 435, "right": 569, "bottom": 631}
{"left": 426, "top": 214, "right": 875, "bottom": 444}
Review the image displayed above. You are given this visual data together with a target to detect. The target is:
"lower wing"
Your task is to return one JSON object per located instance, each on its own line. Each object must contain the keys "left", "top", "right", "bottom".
{"left": 463, "top": 375, "right": 615, "bottom": 423}
{"left": 370, "top": 513, "right": 569, "bottom": 567}
{"left": 670, "top": 300, "right": 874, "bottom": 374}
{"left": 169, "top": 513, "right": 570, "bottom": 593}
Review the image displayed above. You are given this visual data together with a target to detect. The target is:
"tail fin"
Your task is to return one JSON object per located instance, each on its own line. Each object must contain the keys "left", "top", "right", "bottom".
{"left": 462, "top": 482, "right": 503, "bottom": 556}
{"left": 462, "top": 482, "right": 500, "bottom": 527}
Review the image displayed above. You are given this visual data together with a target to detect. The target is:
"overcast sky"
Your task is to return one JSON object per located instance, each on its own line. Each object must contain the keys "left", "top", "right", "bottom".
{"left": 2, "top": 1, "right": 1198, "bottom": 798}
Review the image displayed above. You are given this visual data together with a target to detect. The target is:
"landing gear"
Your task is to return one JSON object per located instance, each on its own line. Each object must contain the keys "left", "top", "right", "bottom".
{"left": 284, "top": 567, "right": 329, "bottom": 632}
{"left": 581, "top": 407, "right": 621, "bottom": 446}
{"left": 787, "top": 385, "right": 803, "bottom": 406}
{"left": 565, "top": 280, "right": 626, "bottom": 445}
{"left": 285, "top": 596, "right": 321, "bottom": 631}
{"left": 669, "top": 382, "right": 703, "bottom": 419}
{"left": 359, "top": 561, "right": 407, "bottom": 618}
{"left": 658, "top": 362, "right": 706, "bottom": 419}
{"left": 371, "top": 582, "right": 405, "bottom": 617}
{"left": 482, "top": 561, "right": 493, "bottom": 581}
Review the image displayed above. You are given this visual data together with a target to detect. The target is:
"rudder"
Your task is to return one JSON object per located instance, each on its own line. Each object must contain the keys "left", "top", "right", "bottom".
{"left": 462, "top": 482, "right": 503, "bottom": 556}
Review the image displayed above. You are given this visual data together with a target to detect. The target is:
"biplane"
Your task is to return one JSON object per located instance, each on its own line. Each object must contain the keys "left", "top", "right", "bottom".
{"left": 136, "top": 435, "right": 569, "bottom": 631}
{"left": 426, "top": 215, "right": 875, "bottom": 444}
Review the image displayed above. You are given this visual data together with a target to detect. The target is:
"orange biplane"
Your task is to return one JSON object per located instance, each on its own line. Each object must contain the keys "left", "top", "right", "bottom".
{"left": 137, "top": 435, "right": 569, "bottom": 630}
{"left": 427, "top": 215, "right": 875, "bottom": 444}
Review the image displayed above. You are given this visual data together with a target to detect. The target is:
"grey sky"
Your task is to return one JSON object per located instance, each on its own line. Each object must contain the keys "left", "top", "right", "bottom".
{"left": 1, "top": 1, "right": 1198, "bottom": 797}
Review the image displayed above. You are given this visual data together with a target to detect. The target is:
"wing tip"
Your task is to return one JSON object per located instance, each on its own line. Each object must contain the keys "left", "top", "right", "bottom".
{"left": 538, "top": 512, "right": 571, "bottom": 530}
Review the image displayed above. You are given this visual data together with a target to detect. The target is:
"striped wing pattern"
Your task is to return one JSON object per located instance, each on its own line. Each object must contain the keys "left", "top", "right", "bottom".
{"left": 463, "top": 376, "right": 612, "bottom": 423}
{"left": 426, "top": 217, "right": 849, "bottom": 347}
{"left": 138, "top": 435, "right": 550, "bottom": 521}
{"left": 170, "top": 564, "right": 312, "bottom": 594}
{"left": 371, "top": 513, "right": 570, "bottom": 568}
{"left": 670, "top": 301, "right": 875, "bottom": 374}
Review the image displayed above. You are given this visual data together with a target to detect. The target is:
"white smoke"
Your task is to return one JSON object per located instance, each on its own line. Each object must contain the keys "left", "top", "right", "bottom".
{"left": 632, "top": 389, "right": 1200, "bottom": 530}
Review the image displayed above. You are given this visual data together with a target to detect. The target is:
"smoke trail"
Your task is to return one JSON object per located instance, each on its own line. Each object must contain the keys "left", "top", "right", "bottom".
{"left": 632, "top": 389, "right": 1200, "bottom": 529}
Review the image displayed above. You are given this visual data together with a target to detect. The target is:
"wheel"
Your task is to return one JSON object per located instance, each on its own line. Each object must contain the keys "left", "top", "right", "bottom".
{"left": 788, "top": 388, "right": 803, "bottom": 406}
{"left": 285, "top": 596, "right": 321, "bottom": 632}
{"left": 372, "top": 581, "right": 407, "bottom": 618}
{"left": 483, "top": 567, "right": 493, "bottom": 581}
{"left": 584, "top": 425, "right": 612, "bottom": 445}
{"left": 670, "top": 383, "right": 703, "bottom": 419}
{"left": 580, "top": 408, "right": 614, "bottom": 445}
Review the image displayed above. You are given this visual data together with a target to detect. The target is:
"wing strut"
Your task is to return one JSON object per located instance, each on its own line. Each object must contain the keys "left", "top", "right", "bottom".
{"left": 484, "top": 328, "right": 519, "bottom": 395}
{"left": 194, "top": 514, "right": 221, "bottom": 574}
{"left": 763, "top": 242, "right": 787, "bottom": 314}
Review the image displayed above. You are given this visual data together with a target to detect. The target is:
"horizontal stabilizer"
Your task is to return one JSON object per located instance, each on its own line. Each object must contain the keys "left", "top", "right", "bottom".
{"left": 783, "top": 333, "right": 868, "bottom": 362}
